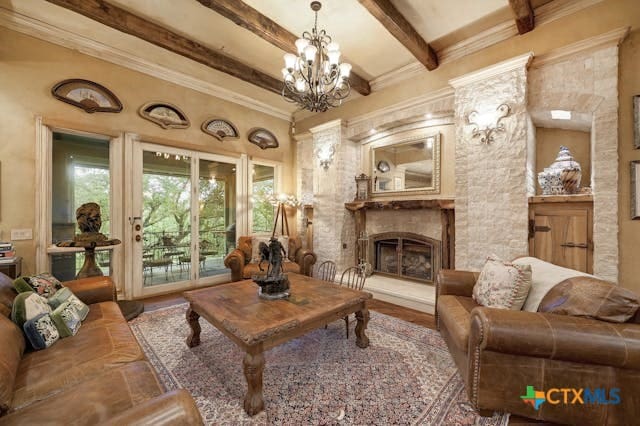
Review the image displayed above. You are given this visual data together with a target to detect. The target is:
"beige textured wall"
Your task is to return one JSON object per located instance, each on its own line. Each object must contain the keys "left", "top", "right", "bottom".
{"left": 535, "top": 128, "right": 591, "bottom": 193}
{"left": 297, "top": 0, "right": 640, "bottom": 292}
{"left": 0, "top": 27, "right": 294, "bottom": 276}
{"left": 618, "top": 28, "right": 640, "bottom": 294}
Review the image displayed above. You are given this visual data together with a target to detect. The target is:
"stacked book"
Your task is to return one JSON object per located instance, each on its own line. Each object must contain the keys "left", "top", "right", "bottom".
{"left": 0, "top": 242, "right": 16, "bottom": 264}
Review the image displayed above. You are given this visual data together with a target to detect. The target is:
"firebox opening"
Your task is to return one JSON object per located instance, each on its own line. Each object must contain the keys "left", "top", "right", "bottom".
{"left": 371, "top": 232, "right": 440, "bottom": 284}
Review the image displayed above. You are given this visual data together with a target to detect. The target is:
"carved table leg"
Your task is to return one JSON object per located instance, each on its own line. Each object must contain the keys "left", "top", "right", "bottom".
{"left": 243, "top": 351, "right": 265, "bottom": 416}
{"left": 355, "top": 308, "right": 370, "bottom": 348}
{"left": 185, "top": 307, "right": 201, "bottom": 348}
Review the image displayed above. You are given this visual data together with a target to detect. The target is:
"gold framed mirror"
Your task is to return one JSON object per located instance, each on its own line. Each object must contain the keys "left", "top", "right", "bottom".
{"left": 371, "top": 133, "right": 440, "bottom": 195}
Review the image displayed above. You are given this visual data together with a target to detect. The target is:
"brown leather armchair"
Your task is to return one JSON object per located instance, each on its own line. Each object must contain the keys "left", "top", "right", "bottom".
{"left": 436, "top": 269, "right": 640, "bottom": 425}
{"left": 224, "top": 235, "right": 317, "bottom": 282}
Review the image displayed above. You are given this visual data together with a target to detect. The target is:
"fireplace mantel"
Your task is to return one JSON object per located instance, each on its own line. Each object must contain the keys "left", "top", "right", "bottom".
{"left": 345, "top": 198, "right": 455, "bottom": 270}
{"left": 345, "top": 199, "right": 454, "bottom": 212}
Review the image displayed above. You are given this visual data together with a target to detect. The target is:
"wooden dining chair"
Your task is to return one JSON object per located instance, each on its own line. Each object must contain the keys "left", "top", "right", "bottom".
{"left": 316, "top": 260, "right": 337, "bottom": 283}
{"left": 339, "top": 266, "right": 367, "bottom": 338}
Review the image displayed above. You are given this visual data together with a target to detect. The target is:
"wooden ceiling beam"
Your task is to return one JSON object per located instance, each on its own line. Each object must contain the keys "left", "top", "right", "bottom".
{"left": 195, "top": 0, "right": 371, "bottom": 96}
{"left": 508, "top": 0, "right": 535, "bottom": 35}
{"left": 357, "top": 0, "right": 438, "bottom": 71}
{"left": 44, "top": 0, "right": 283, "bottom": 95}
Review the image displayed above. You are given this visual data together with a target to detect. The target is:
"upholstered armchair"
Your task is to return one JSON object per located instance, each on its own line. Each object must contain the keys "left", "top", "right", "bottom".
{"left": 436, "top": 259, "right": 640, "bottom": 425}
{"left": 224, "top": 235, "right": 317, "bottom": 282}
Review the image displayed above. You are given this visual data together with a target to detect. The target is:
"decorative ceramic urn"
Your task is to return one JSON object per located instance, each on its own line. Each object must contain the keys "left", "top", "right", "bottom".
{"left": 537, "top": 146, "right": 582, "bottom": 195}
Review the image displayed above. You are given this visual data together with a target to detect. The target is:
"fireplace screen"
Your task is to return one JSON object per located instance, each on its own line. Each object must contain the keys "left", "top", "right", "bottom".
{"left": 372, "top": 233, "right": 440, "bottom": 283}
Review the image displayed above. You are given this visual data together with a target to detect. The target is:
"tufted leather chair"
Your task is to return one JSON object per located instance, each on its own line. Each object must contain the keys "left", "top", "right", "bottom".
{"left": 223, "top": 235, "right": 317, "bottom": 282}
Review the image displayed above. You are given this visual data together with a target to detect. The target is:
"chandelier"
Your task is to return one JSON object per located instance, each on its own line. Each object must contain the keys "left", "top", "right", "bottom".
{"left": 281, "top": 1, "right": 352, "bottom": 113}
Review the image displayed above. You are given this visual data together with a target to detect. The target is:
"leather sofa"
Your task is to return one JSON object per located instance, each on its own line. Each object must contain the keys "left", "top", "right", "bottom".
{"left": 436, "top": 267, "right": 640, "bottom": 425}
{"left": 224, "top": 235, "right": 317, "bottom": 282}
{"left": 0, "top": 272, "right": 203, "bottom": 425}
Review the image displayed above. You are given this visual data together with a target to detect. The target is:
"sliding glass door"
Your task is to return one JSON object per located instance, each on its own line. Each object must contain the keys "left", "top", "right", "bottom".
{"left": 131, "top": 142, "right": 240, "bottom": 296}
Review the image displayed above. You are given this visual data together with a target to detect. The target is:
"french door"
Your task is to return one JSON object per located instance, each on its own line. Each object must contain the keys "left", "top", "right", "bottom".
{"left": 128, "top": 141, "right": 246, "bottom": 297}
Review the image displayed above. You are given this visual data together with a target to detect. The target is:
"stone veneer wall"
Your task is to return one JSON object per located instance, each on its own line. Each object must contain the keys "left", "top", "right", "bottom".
{"left": 310, "top": 121, "right": 358, "bottom": 273}
{"left": 366, "top": 210, "right": 442, "bottom": 241}
{"left": 451, "top": 55, "right": 532, "bottom": 270}
{"left": 296, "top": 133, "right": 314, "bottom": 247}
{"left": 529, "top": 44, "right": 621, "bottom": 281}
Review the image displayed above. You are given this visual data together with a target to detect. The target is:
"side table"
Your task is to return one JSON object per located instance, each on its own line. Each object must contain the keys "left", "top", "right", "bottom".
{"left": 0, "top": 256, "right": 22, "bottom": 279}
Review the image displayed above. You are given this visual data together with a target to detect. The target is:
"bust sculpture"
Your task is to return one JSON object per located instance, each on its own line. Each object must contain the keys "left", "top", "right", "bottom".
{"left": 56, "top": 202, "right": 121, "bottom": 278}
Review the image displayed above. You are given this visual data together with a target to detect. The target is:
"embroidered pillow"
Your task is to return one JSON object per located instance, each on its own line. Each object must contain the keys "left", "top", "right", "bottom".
{"left": 51, "top": 301, "right": 82, "bottom": 338}
{"left": 14, "top": 273, "right": 64, "bottom": 298}
{"left": 251, "top": 236, "right": 289, "bottom": 263}
{"left": 11, "top": 291, "right": 53, "bottom": 329}
{"left": 473, "top": 255, "right": 532, "bottom": 310}
{"left": 539, "top": 276, "right": 640, "bottom": 323}
{"left": 23, "top": 313, "right": 60, "bottom": 350}
{"left": 47, "top": 287, "right": 90, "bottom": 321}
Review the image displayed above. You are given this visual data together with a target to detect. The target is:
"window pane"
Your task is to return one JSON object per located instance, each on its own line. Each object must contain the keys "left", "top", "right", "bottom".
{"left": 51, "top": 132, "right": 110, "bottom": 278}
{"left": 199, "top": 159, "right": 236, "bottom": 277}
{"left": 252, "top": 164, "right": 275, "bottom": 233}
{"left": 142, "top": 151, "right": 191, "bottom": 287}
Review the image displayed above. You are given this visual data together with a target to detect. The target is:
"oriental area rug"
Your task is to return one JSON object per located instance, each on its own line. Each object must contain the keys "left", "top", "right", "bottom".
{"left": 129, "top": 304, "right": 510, "bottom": 426}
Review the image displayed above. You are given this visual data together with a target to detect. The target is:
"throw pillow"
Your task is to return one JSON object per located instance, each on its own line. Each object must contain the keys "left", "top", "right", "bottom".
{"left": 512, "top": 257, "right": 592, "bottom": 312}
{"left": 50, "top": 301, "right": 82, "bottom": 337}
{"left": 23, "top": 313, "right": 60, "bottom": 350}
{"left": 473, "top": 255, "right": 532, "bottom": 310}
{"left": 251, "top": 236, "right": 289, "bottom": 263}
{"left": 14, "top": 273, "right": 64, "bottom": 298}
{"left": 11, "top": 291, "right": 52, "bottom": 329}
{"left": 538, "top": 276, "right": 640, "bottom": 323}
{"left": 47, "top": 287, "right": 90, "bottom": 321}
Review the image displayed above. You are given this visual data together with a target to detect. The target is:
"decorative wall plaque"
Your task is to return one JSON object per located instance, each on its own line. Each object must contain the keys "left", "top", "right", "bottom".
{"left": 51, "top": 79, "right": 123, "bottom": 113}
{"left": 201, "top": 118, "right": 239, "bottom": 141}
{"left": 138, "top": 102, "right": 190, "bottom": 129}
{"left": 248, "top": 128, "right": 279, "bottom": 150}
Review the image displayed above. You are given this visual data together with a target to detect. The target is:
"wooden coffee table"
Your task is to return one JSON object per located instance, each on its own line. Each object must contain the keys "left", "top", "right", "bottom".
{"left": 183, "top": 273, "right": 372, "bottom": 416}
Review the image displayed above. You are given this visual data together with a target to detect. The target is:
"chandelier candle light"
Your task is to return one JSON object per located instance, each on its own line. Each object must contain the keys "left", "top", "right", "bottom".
{"left": 282, "top": 1, "right": 352, "bottom": 112}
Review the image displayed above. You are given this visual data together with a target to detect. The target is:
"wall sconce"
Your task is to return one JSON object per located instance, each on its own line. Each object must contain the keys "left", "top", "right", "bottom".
{"left": 315, "top": 143, "right": 336, "bottom": 170}
{"left": 466, "top": 104, "right": 511, "bottom": 144}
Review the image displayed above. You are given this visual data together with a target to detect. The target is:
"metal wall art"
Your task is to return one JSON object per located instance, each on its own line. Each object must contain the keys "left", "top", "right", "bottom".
{"left": 467, "top": 103, "right": 511, "bottom": 144}
{"left": 51, "top": 79, "right": 123, "bottom": 113}
{"left": 201, "top": 118, "right": 239, "bottom": 141}
{"left": 248, "top": 128, "right": 279, "bottom": 150}
{"left": 138, "top": 102, "right": 190, "bottom": 129}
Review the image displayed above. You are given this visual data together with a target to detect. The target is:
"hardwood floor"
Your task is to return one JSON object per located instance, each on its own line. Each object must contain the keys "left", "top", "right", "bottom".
{"left": 139, "top": 289, "right": 549, "bottom": 425}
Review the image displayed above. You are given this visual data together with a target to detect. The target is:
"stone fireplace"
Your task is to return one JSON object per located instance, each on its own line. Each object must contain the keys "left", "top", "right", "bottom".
{"left": 371, "top": 232, "right": 440, "bottom": 284}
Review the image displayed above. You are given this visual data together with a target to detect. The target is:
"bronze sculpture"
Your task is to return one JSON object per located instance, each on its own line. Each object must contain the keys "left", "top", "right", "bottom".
{"left": 253, "top": 237, "right": 290, "bottom": 299}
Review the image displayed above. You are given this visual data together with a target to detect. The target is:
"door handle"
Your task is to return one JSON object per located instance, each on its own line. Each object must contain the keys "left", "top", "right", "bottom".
{"left": 560, "top": 242, "right": 588, "bottom": 248}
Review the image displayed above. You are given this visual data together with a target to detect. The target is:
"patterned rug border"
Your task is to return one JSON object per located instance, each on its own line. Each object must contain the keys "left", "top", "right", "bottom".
{"left": 130, "top": 303, "right": 510, "bottom": 426}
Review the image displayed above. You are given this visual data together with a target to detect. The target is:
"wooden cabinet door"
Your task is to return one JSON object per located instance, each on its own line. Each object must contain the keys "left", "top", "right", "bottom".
{"left": 529, "top": 204, "right": 592, "bottom": 273}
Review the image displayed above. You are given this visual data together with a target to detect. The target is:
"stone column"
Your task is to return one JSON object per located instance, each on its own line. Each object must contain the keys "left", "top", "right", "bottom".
{"left": 309, "top": 119, "right": 359, "bottom": 274}
{"left": 295, "top": 132, "right": 314, "bottom": 249}
{"left": 450, "top": 53, "right": 533, "bottom": 270}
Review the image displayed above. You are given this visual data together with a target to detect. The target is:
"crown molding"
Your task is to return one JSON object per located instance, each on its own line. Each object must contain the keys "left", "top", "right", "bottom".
{"left": 309, "top": 119, "right": 345, "bottom": 134}
{"left": 531, "top": 26, "right": 630, "bottom": 68}
{"left": 347, "top": 86, "right": 455, "bottom": 129}
{"left": 449, "top": 52, "right": 533, "bottom": 88}
{"left": 535, "top": 0, "right": 605, "bottom": 27}
{"left": 0, "top": 7, "right": 292, "bottom": 121}
{"left": 292, "top": 131, "right": 312, "bottom": 143}
{"left": 369, "top": 62, "right": 426, "bottom": 92}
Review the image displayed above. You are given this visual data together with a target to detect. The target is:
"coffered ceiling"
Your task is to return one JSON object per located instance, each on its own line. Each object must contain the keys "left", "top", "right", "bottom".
{"left": 0, "top": 0, "right": 589, "bottom": 119}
